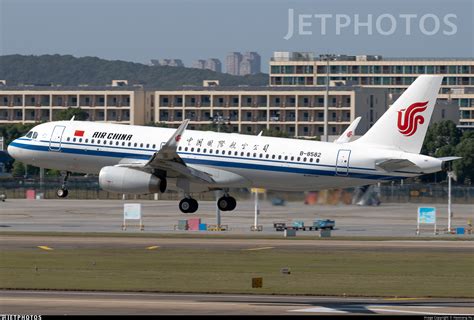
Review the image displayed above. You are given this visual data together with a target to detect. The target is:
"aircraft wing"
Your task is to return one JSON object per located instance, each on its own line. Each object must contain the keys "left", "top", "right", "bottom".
{"left": 334, "top": 117, "right": 361, "bottom": 144}
{"left": 120, "top": 120, "right": 215, "bottom": 184}
{"left": 375, "top": 158, "right": 419, "bottom": 172}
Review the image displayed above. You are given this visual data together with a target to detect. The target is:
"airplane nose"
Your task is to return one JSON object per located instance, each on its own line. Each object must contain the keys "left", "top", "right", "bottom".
{"left": 7, "top": 141, "right": 19, "bottom": 159}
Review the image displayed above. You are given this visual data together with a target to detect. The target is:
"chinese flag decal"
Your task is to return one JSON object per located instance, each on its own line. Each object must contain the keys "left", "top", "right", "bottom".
{"left": 74, "top": 130, "right": 85, "bottom": 137}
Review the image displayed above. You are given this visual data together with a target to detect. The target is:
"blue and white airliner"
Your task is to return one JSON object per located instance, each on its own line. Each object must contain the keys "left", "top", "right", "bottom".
{"left": 7, "top": 76, "right": 459, "bottom": 213}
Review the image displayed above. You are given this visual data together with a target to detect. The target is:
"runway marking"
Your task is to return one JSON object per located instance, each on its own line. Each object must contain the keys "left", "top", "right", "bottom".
{"left": 37, "top": 246, "right": 53, "bottom": 251}
{"left": 292, "top": 305, "right": 473, "bottom": 315}
{"left": 384, "top": 297, "right": 423, "bottom": 301}
{"left": 291, "top": 306, "right": 348, "bottom": 313}
{"left": 244, "top": 247, "right": 274, "bottom": 251}
{"left": 146, "top": 246, "right": 160, "bottom": 250}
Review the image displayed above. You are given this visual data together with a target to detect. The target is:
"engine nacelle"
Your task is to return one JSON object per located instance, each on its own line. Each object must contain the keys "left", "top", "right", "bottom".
{"left": 99, "top": 166, "right": 166, "bottom": 194}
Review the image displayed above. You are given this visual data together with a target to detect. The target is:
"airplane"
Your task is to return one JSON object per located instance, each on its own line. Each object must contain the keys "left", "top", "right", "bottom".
{"left": 7, "top": 75, "right": 460, "bottom": 213}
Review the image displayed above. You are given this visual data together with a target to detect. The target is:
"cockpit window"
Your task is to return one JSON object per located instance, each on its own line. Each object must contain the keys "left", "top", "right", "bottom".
{"left": 25, "top": 131, "right": 33, "bottom": 138}
{"left": 32, "top": 132, "right": 38, "bottom": 139}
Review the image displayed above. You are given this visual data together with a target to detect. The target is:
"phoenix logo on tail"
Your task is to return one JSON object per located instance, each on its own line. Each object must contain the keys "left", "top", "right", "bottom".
{"left": 397, "top": 101, "right": 428, "bottom": 136}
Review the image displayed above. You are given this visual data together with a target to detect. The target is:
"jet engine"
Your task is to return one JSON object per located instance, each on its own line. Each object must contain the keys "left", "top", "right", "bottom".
{"left": 99, "top": 166, "right": 166, "bottom": 194}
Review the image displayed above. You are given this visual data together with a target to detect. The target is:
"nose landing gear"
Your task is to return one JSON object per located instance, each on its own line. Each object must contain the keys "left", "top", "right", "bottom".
{"left": 56, "top": 171, "right": 71, "bottom": 198}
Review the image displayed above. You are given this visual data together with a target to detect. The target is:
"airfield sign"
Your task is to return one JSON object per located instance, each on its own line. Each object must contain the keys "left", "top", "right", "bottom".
{"left": 417, "top": 207, "right": 437, "bottom": 235}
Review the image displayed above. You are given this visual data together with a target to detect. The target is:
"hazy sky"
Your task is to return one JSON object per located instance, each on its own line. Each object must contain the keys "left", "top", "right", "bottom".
{"left": 1, "top": 0, "right": 472, "bottom": 72}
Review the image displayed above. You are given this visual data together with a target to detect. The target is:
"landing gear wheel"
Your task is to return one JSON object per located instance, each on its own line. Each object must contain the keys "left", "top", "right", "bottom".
{"left": 179, "top": 198, "right": 199, "bottom": 214}
{"left": 217, "top": 196, "right": 237, "bottom": 211}
{"left": 56, "top": 188, "right": 68, "bottom": 198}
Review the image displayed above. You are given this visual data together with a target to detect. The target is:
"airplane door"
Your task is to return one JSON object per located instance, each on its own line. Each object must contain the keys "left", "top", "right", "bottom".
{"left": 49, "top": 125, "right": 66, "bottom": 151}
{"left": 335, "top": 149, "right": 351, "bottom": 176}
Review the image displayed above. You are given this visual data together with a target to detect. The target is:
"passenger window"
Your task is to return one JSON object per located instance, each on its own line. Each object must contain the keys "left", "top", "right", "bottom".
{"left": 103, "top": 140, "right": 107, "bottom": 145}
{"left": 265, "top": 154, "right": 269, "bottom": 159}
{"left": 115, "top": 141, "right": 119, "bottom": 146}
{"left": 134, "top": 143, "right": 137, "bottom": 147}
{"left": 209, "top": 149, "right": 213, "bottom": 153}
{"left": 152, "top": 144, "right": 156, "bottom": 149}
{"left": 73, "top": 138, "right": 76, "bottom": 142}
{"left": 253, "top": 153, "right": 256, "bottom": 157}
{"left": 240, "top": 152, "right": 244, "bottom": 156}
{"left": 197, "top": 148, "right": 200, "bottom": 152}
{"left": 191, "top": 147, "right": 194, "bottom": 152}
{"left": 284, "top": 156, "right": 288, "bottom": 160}
{"left": 79, "top": 138, "right": 82, "bottom": 143}
{"left": 178, "top": 146, "right": 182, "bottom": 151}
{"left": 140, "top": 143, "right": 143, "bottom": 147}
{"left": 109, "top": 141, "right": 113, "bottom": 145}
{"left": 259, "top": 154, "right": 263, "bottom": 158}
{"left": 146, "top": 144, "right": 150, "bottom": 148}
{"left": 303, "top": 157, "right": 307, "bottom": 162}
{"left": 185, "top": 147, "right": 188, "bottom": 151}
{"left": 85, "top": 139, "right": 88, "bottom": 143}
{"left": 316, "top": 158, "right": 320, "bottom": 163}
{"left": 128, "top": 142, "right": 131, "bottom": 147}
{"left": 97, "top": 139, "right": 100, "bottom": 144}
{"left": 297, "top": 157, "right": 300, "bottom": 161}
{"left": 247, "top": 152, "right": 250, "bottom": 157}
{"left": 278, "top": 155, "right": 282, "bottom": 160}
{"left": 67, "top": 137, "right": 70, "bottom": 142}
{"left": 91, "top": 139, "right": 94, "bottom": 143}
{"left": 203, "top": 148, "right": 207, "bottom": 153}
{"left": 309, "top": 158, "right": 313, "bottom": 162}
{"left": 122, "top": 142, "right": 125, "bottom": 146}
{"left": 234, "top": 151, "right": 238, "bottom": 156}
{"left": 291, "top": 156, "right": 294, "bottom": 161}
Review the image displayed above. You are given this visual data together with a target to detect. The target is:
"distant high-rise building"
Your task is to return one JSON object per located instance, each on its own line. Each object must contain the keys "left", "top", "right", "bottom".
{"left": 239, "top": 52, "right": 261, "bottom": 75}
{"left": 205, "top": 59, "right": 222, "bottom": 73}
{"left": 192, "top": 60, "right": 206, "bottom": 69}
{"left": 226, "top": 52, "right": 261, "bottom": 75}
{"left": 150, "top": 59, "right": 184, "bottom": 67}
{"left": 226, "top": 52, "right": 242, "bottom": 75}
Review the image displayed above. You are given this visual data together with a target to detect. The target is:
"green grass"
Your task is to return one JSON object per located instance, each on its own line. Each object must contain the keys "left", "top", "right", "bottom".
{"left": 1, "top": 245, "right": 472, "bottom": 298}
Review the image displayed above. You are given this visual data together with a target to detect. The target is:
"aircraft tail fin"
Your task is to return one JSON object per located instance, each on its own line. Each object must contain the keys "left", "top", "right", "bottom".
{"left": 354, "top": 75, "right": 443, "bottom": 154}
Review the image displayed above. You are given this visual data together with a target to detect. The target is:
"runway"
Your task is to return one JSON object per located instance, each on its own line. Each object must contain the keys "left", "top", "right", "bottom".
{"left": 1, "top": 290, "right": 473, "bottom": 315}
{"left": 1, "top": 235, "right": 473, "bottom": 252}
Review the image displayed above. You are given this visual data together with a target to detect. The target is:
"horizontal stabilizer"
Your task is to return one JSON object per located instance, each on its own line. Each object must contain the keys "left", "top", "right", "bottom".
{"left": 437, "top": 156, "right": 462, "bottom": 162}
{"left": 375, "top": 159, "right": 418, "bottom": 172}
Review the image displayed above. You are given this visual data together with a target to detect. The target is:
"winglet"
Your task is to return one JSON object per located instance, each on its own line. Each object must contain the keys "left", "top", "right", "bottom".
{"left": 164, "top": 119, "right": 189, "bottom": 149}
{"left": 334, "top": 117, "right": 361, "bottom": 144}
{"left": 70, "top": 116, "right": 75, "bottom": 121}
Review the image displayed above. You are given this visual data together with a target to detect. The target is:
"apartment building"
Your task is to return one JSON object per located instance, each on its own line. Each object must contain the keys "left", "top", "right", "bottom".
{"left": 269, "top": 52, "right": 474, "bottom": 128}
{"left": 154, "top": 86, "right": 390, "bottom": 139}
{"left": 0, "top": 82, "right": 153, "bottom": 125}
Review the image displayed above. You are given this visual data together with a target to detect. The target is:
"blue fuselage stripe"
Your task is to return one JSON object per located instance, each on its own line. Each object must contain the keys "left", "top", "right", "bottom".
{"left": 10, "top": 140, "right": 408, "bottom": 180}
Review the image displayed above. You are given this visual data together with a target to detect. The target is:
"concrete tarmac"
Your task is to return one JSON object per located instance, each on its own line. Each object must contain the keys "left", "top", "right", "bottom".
{"left": 1, "top": 199, "right": 473, "bottom": 237}
{"left": 1, "top": 290, "right": 473, "bottom": 315}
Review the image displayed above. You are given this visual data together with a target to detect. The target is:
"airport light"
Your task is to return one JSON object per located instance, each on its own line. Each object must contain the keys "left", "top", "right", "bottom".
{"left": 320, "top": 54, "right": 337, "bottom": 142}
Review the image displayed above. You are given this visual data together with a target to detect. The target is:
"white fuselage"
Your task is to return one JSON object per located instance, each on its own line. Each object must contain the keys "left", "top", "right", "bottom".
{"left": 8, "top": 121, "right": 443, "bottom": 192}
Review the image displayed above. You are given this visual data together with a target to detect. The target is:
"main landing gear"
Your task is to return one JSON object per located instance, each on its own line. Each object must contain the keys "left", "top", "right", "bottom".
{"left": 217, "top": 195, "right": 237, "bottom": 212}
{"left": 179, "top": 197, "right": 199, "bottom": 214}
{"left": 178, "top": 194, "right": 237, "bottom": 213}
{"left": 56, "top": 171, "right": 71, "bottom": 198}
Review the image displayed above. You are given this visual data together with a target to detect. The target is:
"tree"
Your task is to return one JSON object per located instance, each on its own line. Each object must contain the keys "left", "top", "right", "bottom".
{"left": 55, "top": 107, "right": 89, "bottom": 121}
{"left": 261, "top": 128, "right": 290, "bottom": 138}
{"left": 453, "top": 131, "right": 474, "bottom": 184}
{"left": 420, "top": 120, "right": 462, "bottom": 183}
{"left": 12, "top": 161, "right": 25, "bottom": 177}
